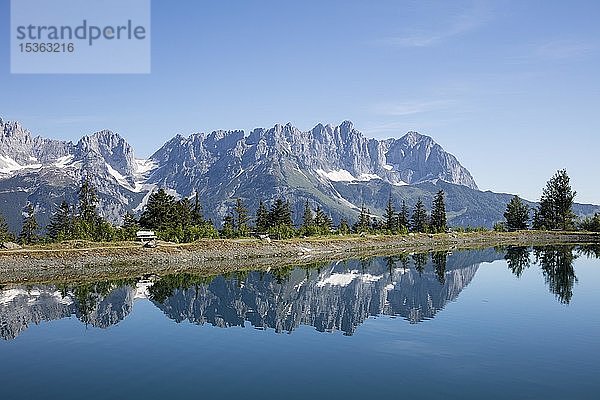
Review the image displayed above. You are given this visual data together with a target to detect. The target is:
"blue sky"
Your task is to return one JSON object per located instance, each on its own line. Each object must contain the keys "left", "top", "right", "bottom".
{"left": 1, "top": 0, "right": 599, "bottom": 203}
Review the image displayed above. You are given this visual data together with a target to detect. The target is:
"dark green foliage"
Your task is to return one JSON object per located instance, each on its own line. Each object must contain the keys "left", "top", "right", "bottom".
{"left": 411, "top": 198, "right": 429, "bottom": 233}
{"left": 139, "top": 188, "right": 177, "bottom": 231}
{"left": 505, "top": 246, "right": 531, "bottom": 277}
{"left": 353, "top": 204, "right": 371, "bottom": 233}
{"left": 504, "top": 195, "right": 529, "bottom": 231}
{"left": 0, "top": 213, "right": 15, "bottom": 243}
{"left": 255, "top": 200, "right": 269, "bottom": 233}
{"left": 398, "top": 201, "right": 410, "bottom": 230}
{"left": 314, "top": 205, "right": 333, "bottom": 234}
{"left": 430, "top": 190, "right": 447, "bottom": 233}
{"left": 78, "top": 176, "right": 100, "bottom": 225}
{"left": 221, "top": 213, "right": 235, "bottom": 238}
{"left": 47, "top": 200, "right": 73, "bottom": 241}
{"left": 301, "top": 200, "right": 314, "bottom": 233}
{"left": 18, "top": 204, "right": 39, "bottom": 245}
{"left": 192, "top": 191, "right": 205, "bottom": 225}
{"left": 579, "top": 213, "right": 600, "bottom": 232}
{"left": 121, "top": 212, "right": 140, "bottom": 240}
{"left": 268, "top": 198, "right": 293, "bottom": 228}
{"left": 384, "top": 195, "right": 397, "bottom": 233}
{"left": 233, "top": 198, "right": 250, "bottom": 237}
{"left": 532, "top": 169, "right": 576, "bottom": 231}
{"left": 338, "top": 218, "right": 350, "bottom": 235}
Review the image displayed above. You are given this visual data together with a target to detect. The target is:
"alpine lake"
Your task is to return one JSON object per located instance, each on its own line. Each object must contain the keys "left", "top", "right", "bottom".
{"left": 1, "top": 244, "right": 599, "bottom": 399}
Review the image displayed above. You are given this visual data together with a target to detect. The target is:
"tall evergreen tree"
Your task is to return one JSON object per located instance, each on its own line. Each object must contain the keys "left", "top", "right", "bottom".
{"left": 430, "top": 190, "right": 447, "bottom": 233}
{"left": 384, "top": 195, "right": 397, "bottom": 233}
{"left": 18, "top": 204, "right": 39, "bottom": 245}
{"left": 504, "top": 195, "right": 529, "bottom": 231}
{"left": 301, "top": 200, "right": 314, "bottom": 232}
{"left": 177, "top": 197, "right": 194, "bottom": 229}
{"left": 122, "top": 212, "right": 140, "bottom": 240}
{"left": 139, "top": 188, "right": 177, "bottom": 230}
{"left": 398, "top": 201, "right": 410, "bottom": 230}
{"left": 411, "top": 199, "right": 429, "bottom": 233}
{"left": 47, "top": 200, "right": 73, "bottom": 241}
{"left": 533, "top": 169, "right": 576, "bottom": 230}
{"left": 314, "top": 205, "right": 332, "bottom": 233}
{"left": 221, "top": 212, "right": 235, "bottom": 238}
{"left": 233, "top": 198, "right": 250, "bottom": 236}
{"left": 269, "top": 198, "right": 293, "bottom": 228}
{"left": 338, "top": 218, "right": 350, "bottom": 235}
{"left": 354, "top": 204, "right": 371, "bottom": 233}
{"left": 78, "top": 176, "right": 99, "bottom": 225}
{"left": 192, "top": 191, "right": 205, "bottom": 225}
{"left": 0, "top": 213, "right": 15, "bottom": 243}
{"left": 255, "top": 200, "right": 269, "bottom": 232}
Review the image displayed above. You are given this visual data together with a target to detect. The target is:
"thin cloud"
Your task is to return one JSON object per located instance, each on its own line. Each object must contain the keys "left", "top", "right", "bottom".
{"left": 377, "top": 1, "right": 491, "bottom": 48}
{"left": 536, "top": 40, "right": 595, "bottom": 60}
{"left": 372, "top": 100, "right": 455, "bottom": 117}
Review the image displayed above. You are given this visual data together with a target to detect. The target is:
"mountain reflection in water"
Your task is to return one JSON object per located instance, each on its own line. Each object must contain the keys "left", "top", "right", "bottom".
{"left": 1, "top": 245, "right": 596, "bottom": 340}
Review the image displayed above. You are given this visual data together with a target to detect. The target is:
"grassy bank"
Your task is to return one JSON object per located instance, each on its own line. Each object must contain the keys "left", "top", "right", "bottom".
{"left": 1, "top": 230, "right": 598, "bottom": 285}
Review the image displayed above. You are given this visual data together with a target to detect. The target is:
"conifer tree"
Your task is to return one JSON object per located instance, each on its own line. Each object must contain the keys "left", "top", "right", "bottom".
{"left": 353, "top": 204, "right": 371, "bottom": 233}
{"left": 233, "top": 198, "right": 250, "bottom": 236}
{"left": 78, "top": 176, "right": 99, "bottom": 225}
{"left": 19, "top": 204, "right": 39, "bottom": 245}
{"left": 122, "top": 212, "right": 140, "bottom": 239}
{"left": 338, "top": 218, "right": 350, "bottom": 235}
{"left": 411, "top": 198, "right": 429, "bottom": 233}
{"left": 384, "top": 195, "right": 397, "bottom": 233}
{"left": 221, "top": 213, "right": 235, "bottom": 238}
{"left": 139, "top": 188, "right": 177, "bottom": 230}
{"left": 255, "top": 200, "right": 269, "bottom": 232}
{"left": 301, "top": 200, "right": 314, "bottom": 232}
{"left": 269, "top": 198, "right": 293, "bottom": 228}
{"left": 192, "top": 191, "right": 205, "bottom": 225}
{"left": 47, "top": 200, "right": 73, "bottom": 241}
{"left": 504, "top": 195, "right": 529, "bottom": 231}
{"left": 398, "top": 200, "right": 410, "bottom": 230}
{"left": 314, "top": 205, "right": 332, "bottom": 233}
{"left": 533, "top": 169, "right": 576, "bottom": 230}
{"left": 430, "top": 190, "right": 447, "bottom": 233}
{"left": 0, "top": 213, "right": 15, "bottom": 243}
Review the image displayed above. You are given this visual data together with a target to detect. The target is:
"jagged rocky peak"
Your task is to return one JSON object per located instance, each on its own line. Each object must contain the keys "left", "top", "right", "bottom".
{"left": 76, "top": 129, "right": 137, "bottom": 176}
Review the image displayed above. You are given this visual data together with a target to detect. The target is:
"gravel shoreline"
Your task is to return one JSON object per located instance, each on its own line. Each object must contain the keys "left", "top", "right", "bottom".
{"left": 1, "top": 231, "right": 598, "bottom": 284}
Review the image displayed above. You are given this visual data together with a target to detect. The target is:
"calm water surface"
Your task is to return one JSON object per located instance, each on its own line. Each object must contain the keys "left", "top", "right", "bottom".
{"left": 1, "top": 245, "right": 599, "bottom": 399}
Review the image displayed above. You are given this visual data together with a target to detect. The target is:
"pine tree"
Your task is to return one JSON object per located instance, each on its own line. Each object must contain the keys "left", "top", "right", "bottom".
{"left": 233, "top": 198, "right": 250, "bottom": 236}
{"left": 0, "top": 213, "right": 15, "bottom": 243}
{"left": 384, "top": 195, "right": 397, "bottom": 233}
{"left": 411, "top": 199, "right": 429, "bottom": 233}
{"left": 314, "top": 205, "right": 332, "bottom": 234}
{"left": 504, "top": 195, "right": 529, "bottom": 231}
{"left": 398, "top": 201, "right": 410, "bottom": 230}
{"left": 255, "top": 200, "right": 269, "bottom": 233}
{"left": 430, "top": 190, "right": 447, "bottom": 233}
{"left": 192, "top": 191, "right": 205, "bottom": 225}
{"left": 221, "top": 213, "right": 235, "bottom": 238}
{"left": 269, "top": 198, "right": 293, "bottom": 228}
{"left": 78, "top": 176, "right": 99, "bottom": 225}
{"left": 18, "top": 204, "right": 39, "bottom": 245}
{"left": 139, "top": 188, "right": 177, "bottom": 230}
{"left": 533, "top": 169, "right": 576, "bottom": 230}
{"left": 353, "top": 204, "right": 371, "bottom": 233}
{"left": 122, "top": 212, "right": 140, "bottom": 240}
{"left": 338, "top": 218, "right": 350, "bottom": 235}
{"left": 301, "top": 200, "right": 314, "bottom": 233}
{"left": 177, "top": 197, "right": 194, "bottom": 229}
{"left": 47, "top": 200, "right": 73, "bottom": 241}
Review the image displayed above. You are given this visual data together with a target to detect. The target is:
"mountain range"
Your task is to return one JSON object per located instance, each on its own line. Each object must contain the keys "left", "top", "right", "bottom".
{"left": 0, "top": 117, "right": 598, "bottom": 231}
